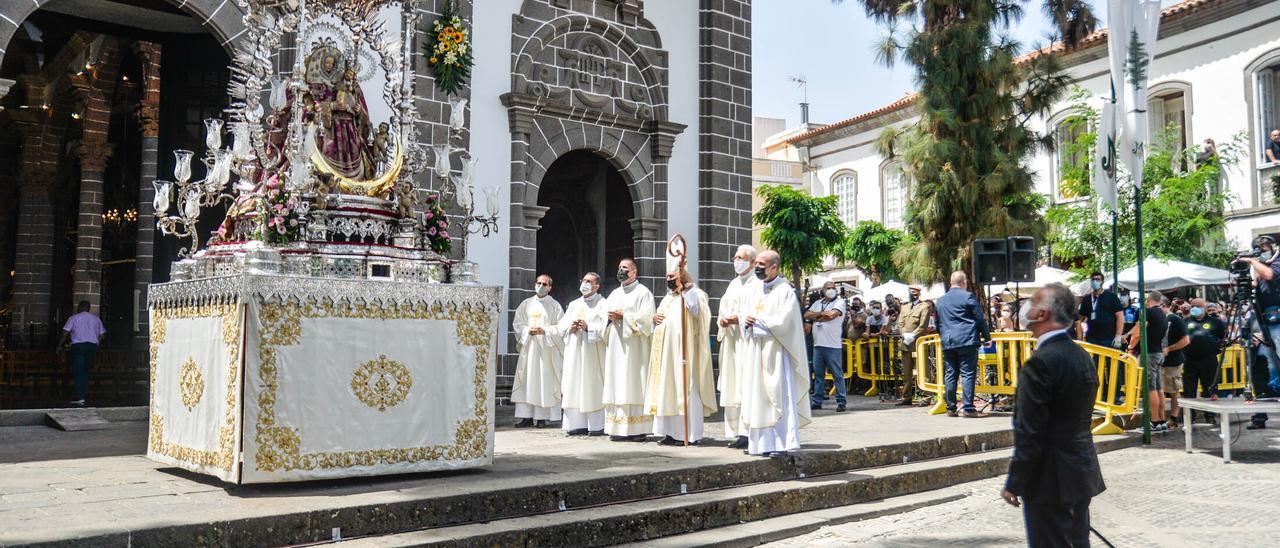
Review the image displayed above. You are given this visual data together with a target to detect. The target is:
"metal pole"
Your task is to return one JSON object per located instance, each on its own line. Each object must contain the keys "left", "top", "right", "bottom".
{"left": 1111, "top": 211, "right": 1119, "bottom": 290}
{"left": 1135, "top": 174, "right": 1151, "bottom": 445}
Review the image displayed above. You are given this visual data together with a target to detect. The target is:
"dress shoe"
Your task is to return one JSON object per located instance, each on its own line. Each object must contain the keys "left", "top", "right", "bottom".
{"left": 566, "top": 428, "right": 588, "bottom": 436}
{"left": 946, "top": 410, "right": 959, "bottom": 417}
{"left": 961, "top": 410, "right": 989, "bottom": 418}
{"left": 1247, "top": 422, "right": 1266, "bottom": 430}
{"left": 610, "top": 435, "right": 627, "bottom": 442}
{"left": 587, "top": 430, "right": 606, "bottom": 437}
{"left": 810, "top": 404, "right": 823, "bottom": 411}
{"left": 658, "top": 436, "right": 681, "bottom": 446}
{"left": 534, "top": 420, "right": 547, "bottom": 428}
{"left": 514, "top": 418, "right": 534, "bottom": 428}
{"left": 766, "top": 451, "right": 788, "bottom": 458}
{"left": 836, "top": 404, "right": 847, "bottom": 413}
{"left": 626, "top": 434, "right": 649, "bottom": 442}
{"left": 727, "top": 436, "right": 748, "bottom": 449}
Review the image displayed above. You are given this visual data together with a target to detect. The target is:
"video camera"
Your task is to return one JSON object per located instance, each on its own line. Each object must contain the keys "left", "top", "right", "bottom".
{"left": 1229, "top": 235, "right": 1278, "bottom": 303}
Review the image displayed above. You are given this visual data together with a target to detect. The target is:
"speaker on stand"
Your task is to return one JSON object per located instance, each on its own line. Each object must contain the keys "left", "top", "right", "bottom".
{"left": 972, "top": 238, "right": 1009, "bottom": 285}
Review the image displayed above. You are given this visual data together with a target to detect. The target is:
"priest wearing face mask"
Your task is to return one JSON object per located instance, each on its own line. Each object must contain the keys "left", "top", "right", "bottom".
{"left": 645, "top": 256, "right": 716, "bottom": 445}
{"left": 717, "top": 245, "right": 762, "bottom": 448}
{"left": 602, "top": 259, "right": 657, "bottom": 441}
{"left": 740, "top": 250, "right": 811, "bottom": 457}
{"left": 1002, "top": 283, "right": 1105, "bottom": 547}
{"left": 558, "top": 272, "right": 609, "bottom": 436}
{"left": 511, "top": 274, "right": 565, "bottom": 428}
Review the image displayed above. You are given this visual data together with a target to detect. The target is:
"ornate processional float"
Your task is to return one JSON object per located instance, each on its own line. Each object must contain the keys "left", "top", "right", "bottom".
{"left": 146, "top": 0, "right": 499, "bottom": 483}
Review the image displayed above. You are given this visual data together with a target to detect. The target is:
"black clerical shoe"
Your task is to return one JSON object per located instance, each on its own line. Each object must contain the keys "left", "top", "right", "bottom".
{"left": 534, "top": 420, "right": 547, "bottom": 428}
{"left": 626, "top": 434, "right": 648, "bottom": 442}
{"left": 514, "top": 418, "right": 534, "bottom": 428}
{"left": 566, "top": 428, "right": 588, "bottom": 436}
{"left": 658, "top": 436, "right": 681, "bottom": 446}
{"left": 1247, "top": 422, "right": 1266, "bottom": 430}
{"left": 727, "top": 436, "right": 748, "bottom": 449}
{"left": 587, "top": 430, "right": 606, "bottom": 437}
{"left": 836, "top": 404, "right": 847, "bottom": 413}
{"left": 766, "top": 451, "right": 788, "bottom": 458}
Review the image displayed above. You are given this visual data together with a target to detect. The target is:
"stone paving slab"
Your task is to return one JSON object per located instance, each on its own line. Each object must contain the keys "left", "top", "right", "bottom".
{"left": 763, "top": 422, "right": 1280, "bottom": 547}
{"left": 0, "top": 399, "right": 1012, "bottom": 546}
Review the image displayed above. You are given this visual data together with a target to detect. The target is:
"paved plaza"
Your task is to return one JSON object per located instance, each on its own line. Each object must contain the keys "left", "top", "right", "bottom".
{"left": 765, "top": 423, "right": 1280, "bottom": 547}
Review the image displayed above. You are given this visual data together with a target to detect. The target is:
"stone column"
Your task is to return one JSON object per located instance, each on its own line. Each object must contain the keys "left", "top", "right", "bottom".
{"left": 11, "top": 175, "right": 57, "bottom": 345}
{"left": 133, "top": 41, "right": 162, "bottom": 345}
{"left": 697, "top": 0, "right": 754, "bottom": 316}
{"left": 72, "top": 142, "right": 112, "bottom": 311}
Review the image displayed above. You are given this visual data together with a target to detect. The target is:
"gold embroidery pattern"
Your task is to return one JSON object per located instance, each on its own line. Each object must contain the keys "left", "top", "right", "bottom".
{"left": 352, "top": 354, "right": 414, "bottom": 411}
{"left": 179, "top": 357, "right": 205, "bottom": 410}
{"left": 148, "top": 303, "right": 242, "bottom": 472}
{"left": 254, "top": 300, "right": 493, "bottom": 472}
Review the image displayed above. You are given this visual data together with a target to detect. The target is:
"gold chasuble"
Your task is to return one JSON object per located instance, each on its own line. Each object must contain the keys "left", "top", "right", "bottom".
{"left": 645, "top": 287, "right": 717, "bottom": 420}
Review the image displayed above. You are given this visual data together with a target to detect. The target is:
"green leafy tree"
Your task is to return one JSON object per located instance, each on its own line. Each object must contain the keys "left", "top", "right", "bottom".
{"left": 753, "top": 184, "right": 847, "bottom": 293}
{"left": 1046, "top": 91, "right": 1244, "bottom": 274}
{"left": 834, "top": 221, "right": 912, "bottom": 284}
{"left": 844, "top": 0, "right": 1094, "bottom": 295}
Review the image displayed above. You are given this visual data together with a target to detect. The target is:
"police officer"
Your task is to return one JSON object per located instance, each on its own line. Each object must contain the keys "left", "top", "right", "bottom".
{"left": 1182, "top": 298, "right": 1226, "bottom": 405}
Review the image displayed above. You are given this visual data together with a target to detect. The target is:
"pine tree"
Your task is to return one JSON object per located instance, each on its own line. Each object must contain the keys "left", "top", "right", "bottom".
{"left": 845, "top": 0, "right": 1098, "bottom": 292}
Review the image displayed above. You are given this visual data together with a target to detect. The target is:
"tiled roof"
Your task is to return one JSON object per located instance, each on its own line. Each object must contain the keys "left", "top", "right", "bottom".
{"left": 783, "top": 0, "right": 1228, "bottom": 146}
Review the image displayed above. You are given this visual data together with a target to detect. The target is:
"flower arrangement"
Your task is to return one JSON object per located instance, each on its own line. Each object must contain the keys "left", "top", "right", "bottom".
{"left": 425, "top": 1, "right": 472, "bottom": 96}
{"left": 253, "top": 175, "right": 304, "bottom": 245}
{"left": 421, "top": 192, "right": 452, "bottom": 255}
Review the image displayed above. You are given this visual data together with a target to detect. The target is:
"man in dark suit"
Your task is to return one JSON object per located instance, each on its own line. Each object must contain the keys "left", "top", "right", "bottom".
{"left": 935, "top": 270, "right": 991, "bottom": 417}
{"left": 1002, "top": 283, "right": 1106, "bottom": 547}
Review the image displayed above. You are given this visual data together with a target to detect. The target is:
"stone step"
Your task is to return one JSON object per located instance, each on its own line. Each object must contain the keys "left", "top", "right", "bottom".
{"left": 44, "top": 408, "right": 111, "bottom": 431}
{"left": 336, "top": 434, "right": 1137, "bottom": 547}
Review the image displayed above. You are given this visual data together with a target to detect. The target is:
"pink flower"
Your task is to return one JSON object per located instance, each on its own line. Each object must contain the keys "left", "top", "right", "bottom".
{"left": 276, "top": 224, "right": 286, "bottom": 234}
{"left": 424, "top": 212, "right": 434, "bottom": 220}
{"left": 438, "top": 220, "right": 446, "bottom": 228}
{"left": 273, "top": 216, "right": 284, "bottom": 226}
{"left": 440, "top": 231, "right": 449, "bottom": 239}
{"left": 267, "top": 218, "right": 276, "bottom": 227}
{"left": 273, "top": 203, "right": 284, "bottom": 211}
{"left": 266, "top": 175, "right": 280, "bottom": 189}
{"left": 428, "top": 227, "right": 438, "bottom": 235}
{"left": 289, "top": 219, "right": 298, "bottom": 227}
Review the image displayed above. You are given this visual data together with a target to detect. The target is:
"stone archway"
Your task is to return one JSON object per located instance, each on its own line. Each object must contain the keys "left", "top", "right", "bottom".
{"left": 535, "top": 150, "right": 635, "bottom": 304}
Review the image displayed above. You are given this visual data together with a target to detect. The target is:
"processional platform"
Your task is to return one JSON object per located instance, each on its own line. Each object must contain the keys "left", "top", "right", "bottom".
{"left": 145, "top": 0, "right": 499, "bottom": 483}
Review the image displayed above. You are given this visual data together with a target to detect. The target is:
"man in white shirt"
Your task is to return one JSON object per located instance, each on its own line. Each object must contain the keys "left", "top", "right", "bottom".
{"left": 804, "top": 280, "right": 846, "bottom": 412}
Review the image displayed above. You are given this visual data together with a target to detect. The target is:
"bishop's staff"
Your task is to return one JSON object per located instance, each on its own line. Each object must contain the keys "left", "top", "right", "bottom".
{"left": 668, "top": 234, "right": 690, "bottom": 446}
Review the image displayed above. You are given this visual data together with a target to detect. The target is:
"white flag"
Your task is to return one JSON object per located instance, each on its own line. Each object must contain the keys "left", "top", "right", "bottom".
{"left": 1115, "top": 0, "right": 1163, "bottom": 189}
{"left": 1095, "top": 99, "right": 1118, "bottom": 211}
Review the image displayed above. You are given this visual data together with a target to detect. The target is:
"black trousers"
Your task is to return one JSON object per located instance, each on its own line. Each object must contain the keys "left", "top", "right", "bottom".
{"left": 1024, "top": 499, "right": 1091, "bottom": 547}
{"left": 1183, "top": 356, "right": 1219, "bottom": 398}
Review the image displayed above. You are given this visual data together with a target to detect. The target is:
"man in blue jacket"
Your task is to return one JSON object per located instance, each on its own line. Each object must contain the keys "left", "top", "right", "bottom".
{"left": 935, "top": 270, "right": 991, "bottom": 417}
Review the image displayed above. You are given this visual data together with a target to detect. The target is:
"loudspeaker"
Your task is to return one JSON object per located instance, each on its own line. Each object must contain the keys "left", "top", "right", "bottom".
{"left": 1007, "top": 236, "right": 1036, "bottom": 283}
{"left": 972, "top": 238, "right": 1009, "bottom": 284}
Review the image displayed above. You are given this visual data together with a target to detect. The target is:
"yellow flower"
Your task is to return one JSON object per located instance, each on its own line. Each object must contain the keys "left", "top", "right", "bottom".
{"left": 430, "top": 57, "right": 438, "bottom": 64}
{"left": 440, "top": 41, "right": 452, "bottom": 52}
{"left": 437, "top": 32, "right": 448, "bottom": 42}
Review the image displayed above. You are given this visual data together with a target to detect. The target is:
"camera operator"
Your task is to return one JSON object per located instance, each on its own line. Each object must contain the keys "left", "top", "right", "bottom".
{"left": 1238, "top": 236, "right": 1280, "bottom": 429}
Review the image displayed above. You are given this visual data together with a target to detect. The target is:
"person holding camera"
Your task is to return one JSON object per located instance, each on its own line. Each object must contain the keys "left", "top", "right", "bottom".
{"left": 1240, "top": 236, "right": 1280, "bottom": 429}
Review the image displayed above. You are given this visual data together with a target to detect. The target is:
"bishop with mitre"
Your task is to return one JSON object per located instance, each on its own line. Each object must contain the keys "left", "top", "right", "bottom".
{"left": 558, "top": 272, "right": 609, "bottom": 436}
{"left": 602, "top": 259, "right": 656, "bottom": 441}
{"left": 645, "top": 237, "right": 716, "bottom": 445}
{"left": 740, "top": 250, "right": 811, "bottom": 457}
{"left": 511, "top": 274, "right": 564, "bottom": 428}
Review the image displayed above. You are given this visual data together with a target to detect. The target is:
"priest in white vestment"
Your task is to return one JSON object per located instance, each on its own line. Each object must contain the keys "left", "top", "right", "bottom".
{"left": 602, "top": 259, "right": 656, "bottom": 441}
{"left": 645, "top": 260, "right": 716, "bottom": 445}
{"left": 741, "top": 250, "right": 811, "bottom": 457}
{"left": 558, "top": 272, "right": 608, "bottom": 435}
{"left": 717, "top": 244, "right": 760, "bottom": 448}
{"left": 511, "top": 274, "right": 564, "bottom": 428}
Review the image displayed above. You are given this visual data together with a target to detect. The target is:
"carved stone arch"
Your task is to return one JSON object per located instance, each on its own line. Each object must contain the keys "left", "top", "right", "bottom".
{"left": 513, "top": 13, "right": 668, "bottom": 120}
{"left": 0, "top": 0, "right": 247, "bottom": 66}
{"left": 522, "top": 121, "right": 654, "bottom": 217}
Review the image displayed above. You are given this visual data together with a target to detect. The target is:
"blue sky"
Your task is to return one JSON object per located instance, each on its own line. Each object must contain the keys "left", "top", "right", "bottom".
{"left": 750, "top": 1, "right": 1150, "bottom": 128}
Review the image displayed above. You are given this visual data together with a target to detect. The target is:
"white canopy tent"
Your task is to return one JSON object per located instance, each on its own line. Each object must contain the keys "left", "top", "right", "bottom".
{"left": 1115, "top": 259, "right": 1230, "bottom": 291}
{"left": 864, "top": 280, "right": 909, "bottom": 303}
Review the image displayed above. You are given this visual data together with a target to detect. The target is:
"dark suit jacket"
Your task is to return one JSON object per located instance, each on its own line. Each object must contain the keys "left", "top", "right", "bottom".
{"left": 935, "top": 288, "right": 990, "bottom": 350}
{"left": 1005, "top": 332, "right": 1106, "bottom": 504}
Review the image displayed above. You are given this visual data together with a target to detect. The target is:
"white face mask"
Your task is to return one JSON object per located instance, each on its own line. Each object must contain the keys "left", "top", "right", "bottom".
{"left": 733, "top": 259, "right": 750, "bottom": 275}
{"left": 871, "top": 307, "right": 882, "bottom": 316}
{"left": 1019, "top": 301, "right": 1041, "bottom": 328}
{"left": 1001, "top": 310, "right": 1012, "bottom": 318}
{"left": 824, "top": 289, "right": 837, "bottom": 299}
{"left": 535, "top": 284, "right": 549, "bottom": 298}
{"left": 579, "top": 282, "right": 593, "bottom": 296}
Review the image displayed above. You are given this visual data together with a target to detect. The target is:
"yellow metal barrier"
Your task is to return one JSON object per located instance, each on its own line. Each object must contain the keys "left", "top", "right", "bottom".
{"left": 852, "top": 336, "right": 902, "bottom": 397}
{"left": 821, "top": 340, "right": 856, "bottom": 397}
{"left": 915, "top": 332, "right": 1143, "bottom": 435}
{"left": 1218, "top": 345, "right": 1248, "bottom": 392}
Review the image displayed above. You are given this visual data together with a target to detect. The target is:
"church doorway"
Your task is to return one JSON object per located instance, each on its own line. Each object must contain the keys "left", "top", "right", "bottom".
{"left": 536, "top": 150, "right": 634, "bottom": 304}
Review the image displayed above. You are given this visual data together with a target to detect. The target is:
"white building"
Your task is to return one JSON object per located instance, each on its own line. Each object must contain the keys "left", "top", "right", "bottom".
{"left": 779, "top": 0, "right": 1280, "bottom": 286}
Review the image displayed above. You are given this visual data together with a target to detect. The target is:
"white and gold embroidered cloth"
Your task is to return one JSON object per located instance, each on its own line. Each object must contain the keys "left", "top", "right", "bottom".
{"left": 147, "top": 274, "right": 499, "bottom": 483}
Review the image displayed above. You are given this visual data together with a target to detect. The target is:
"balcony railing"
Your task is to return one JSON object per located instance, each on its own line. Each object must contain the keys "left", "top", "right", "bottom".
{"left": 1260, "top": 163, "right": 1280, "bottom": 208}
